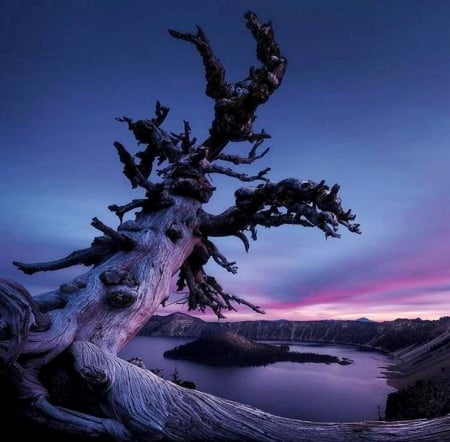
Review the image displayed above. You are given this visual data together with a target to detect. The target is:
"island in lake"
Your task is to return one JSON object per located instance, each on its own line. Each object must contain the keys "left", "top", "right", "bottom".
{"left": 163, "top": 331, "right": 353, "bottom": 367}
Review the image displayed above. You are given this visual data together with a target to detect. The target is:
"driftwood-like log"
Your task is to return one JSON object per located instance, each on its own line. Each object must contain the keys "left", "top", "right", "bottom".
{"left": 67, "top": 342, "right": 450, "bottom": 442}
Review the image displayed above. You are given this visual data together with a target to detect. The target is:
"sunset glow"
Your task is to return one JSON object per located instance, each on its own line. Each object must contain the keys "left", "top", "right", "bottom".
{"left": 2, "top": 1, "right": 449, "bottom": 323}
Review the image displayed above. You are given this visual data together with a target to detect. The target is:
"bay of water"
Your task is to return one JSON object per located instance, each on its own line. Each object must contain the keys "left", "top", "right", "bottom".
{"left": 120, "top": 336, "right": 396, "bottom": 422}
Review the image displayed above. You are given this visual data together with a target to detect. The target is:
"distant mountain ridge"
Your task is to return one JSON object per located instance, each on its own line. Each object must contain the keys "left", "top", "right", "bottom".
{"left": 140, "top": 313, "right": 450, "bottom": 353}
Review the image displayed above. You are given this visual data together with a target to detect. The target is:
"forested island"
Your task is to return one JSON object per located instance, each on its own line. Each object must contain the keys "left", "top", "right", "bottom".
{"left": 164, "top": 331, "right": 352, "bottom": 367}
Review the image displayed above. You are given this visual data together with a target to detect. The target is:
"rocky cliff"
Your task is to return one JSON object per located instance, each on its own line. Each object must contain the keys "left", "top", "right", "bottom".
{"left": 384, "top": 330, "right": 450, "bottom": 420}
{"left": 140, "top": 313, "right": 450, "bottom": 353}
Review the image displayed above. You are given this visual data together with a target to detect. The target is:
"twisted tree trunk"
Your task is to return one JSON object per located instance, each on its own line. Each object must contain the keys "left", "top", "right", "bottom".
{"left": 35, "top": 198, "right": 201, "bottom": 353}
{"left": 1, "top": 11, "right": 447, "bottom": 441}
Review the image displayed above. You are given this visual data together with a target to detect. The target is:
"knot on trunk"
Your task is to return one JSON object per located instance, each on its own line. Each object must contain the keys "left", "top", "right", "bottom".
{"left": 104, "top": 289, "right": 137, "bottom": 309}
{"left": 100, "top": 268, "right": 138, "bottom": 287}
{"left": 144, "top": 183, "right": 176, "bottom": 210}
{"left": 171, "top": 176, "right": 215, "bottom": 203}
{"left": 78, "top": 366, "right": 112, "bottom": 391}
{"left": 59, "top": 281, "right": 87, "bottom": 294}
{"left": 165, "top": 222, "right": 184, "bottom": 242}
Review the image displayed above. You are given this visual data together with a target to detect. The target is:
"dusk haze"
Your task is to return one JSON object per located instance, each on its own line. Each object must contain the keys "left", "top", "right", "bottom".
{"left": 2, "top": 0, "right": 449, "bottom": 324}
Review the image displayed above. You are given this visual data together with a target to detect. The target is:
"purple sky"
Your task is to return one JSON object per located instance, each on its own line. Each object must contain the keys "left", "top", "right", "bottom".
{"left": 1, "top": 0, "right": 449, "bottom": 322}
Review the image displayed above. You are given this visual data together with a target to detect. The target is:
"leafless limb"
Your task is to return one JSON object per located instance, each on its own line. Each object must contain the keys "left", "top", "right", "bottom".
{"left": 108, "top": 199, "right": 148, "bottom": 221}
{"left": 168, "top": 26, "right": 227, "bottom": 100}
{"left": 170, "top": 11, "right": 287, "bottom": 160}
{"left": 14, "top": 237, "right": 117, "bottom": 274}
{"left": 205, "top": 239, "right": 238, "bottom": 274}
{"left": 114, "top": 141, "right": 155, "bottom": 190}
{"left": 216, "top": 138, "right": 270, "bottom": 165}
{"left": 153, "top": 100, "right": 170, "bottom": 127}
{"left": 205, "top": 164, "right": 271, "bottom": 182}
{"left": 200, "top": 178, "right": 361, "bottom": 241}
{"left": 91, "top": 217, "right": 137, "bottom": 250}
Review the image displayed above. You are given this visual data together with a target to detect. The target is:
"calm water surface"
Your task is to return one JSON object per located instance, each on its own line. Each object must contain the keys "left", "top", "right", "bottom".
{"left": 120, "top": 337, "right": 395, "bottom": 422}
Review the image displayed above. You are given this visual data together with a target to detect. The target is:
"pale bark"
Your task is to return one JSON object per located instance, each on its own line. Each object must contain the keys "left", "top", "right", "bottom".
{"left": 67, "top": 341, "right": 450, "bottom": 442}
{"left": 32, "top": 198, "right": 201, "bottom": 354}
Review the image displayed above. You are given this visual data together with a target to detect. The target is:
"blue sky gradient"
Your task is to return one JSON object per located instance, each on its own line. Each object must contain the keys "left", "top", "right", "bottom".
{"left": 1, "top": 0, "right": 449, "bottom": 321}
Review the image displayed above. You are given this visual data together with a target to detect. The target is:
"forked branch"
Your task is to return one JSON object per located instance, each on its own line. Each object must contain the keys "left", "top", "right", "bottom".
{"left": 170, "top": 11, "right": 287, "bottom": 160}
{"left": 114, "top": 141, "right": 154, "bottom": 190}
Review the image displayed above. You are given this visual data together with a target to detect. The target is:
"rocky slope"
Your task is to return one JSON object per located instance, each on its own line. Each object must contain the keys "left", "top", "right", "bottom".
{"left": 384, "top": 330, "right": 450, "bottom": 420}
{"left": 387, "top": 329, "right": 450, "bottom": 388}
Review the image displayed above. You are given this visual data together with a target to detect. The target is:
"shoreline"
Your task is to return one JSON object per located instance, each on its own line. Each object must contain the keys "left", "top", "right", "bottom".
{"left": 256, "top": 338, "right": 391, "bottom": 355}
{"left": 141, "top": 333, "right": 450, "bottom": 391}
{"left": 382, "top": 336, "right": 450, "bottom": 390}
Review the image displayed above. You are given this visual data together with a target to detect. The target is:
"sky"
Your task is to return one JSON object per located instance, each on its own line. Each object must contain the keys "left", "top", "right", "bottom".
{"left": 1, "top": 0, "right": 450, "bottom": 323}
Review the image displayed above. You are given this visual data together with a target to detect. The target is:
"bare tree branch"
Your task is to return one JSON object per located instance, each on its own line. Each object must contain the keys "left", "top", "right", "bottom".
{"left": 108, "top": 199, "right": 148, "bottom": 221}
{"left": 170, "top": 120, "right": 197, "bottom": 154}
{"left": 205, "top": 164, "right": 271, "bottom": 182}
{"left": 170, "top": 11, "right": 287, "bottom": 160}
{"left": 91, "top": 218, "right": 137, "bottom": 250}
{"left": 174, "top": 242, "right": 261, "bottom": 318}
{"left": 168, "top": 26, "right": 228, "bottom": 99}
{"left": 153, "top": 100, "right": 170, "bottom": 127}
{"left": 205, "top": 239, "right": 238, "bottom": 274}
{"left": 200, "top": 178, "right": 361, "bottom": 241}
{"left": 14, "top": 237, "right": 117, "bottom": 274}
{"left": 116, "top": 108, "right": 182, "bottom": 179}
{"left": 113, "top": 141, "right": 155, "bottom": 190}
{"left": 216, "top": 138, "right": 270, "bottom": 165}
{"left": 177, "top": 261, "right": 262, "bottom": 319}
{"left": 234, "top": 231, "right": 250, "bottom": 252}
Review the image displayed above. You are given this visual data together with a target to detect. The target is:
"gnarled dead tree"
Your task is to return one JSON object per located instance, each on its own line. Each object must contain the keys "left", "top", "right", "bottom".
{"left": 1, "top": 11, "right": 448, "bottom": 441}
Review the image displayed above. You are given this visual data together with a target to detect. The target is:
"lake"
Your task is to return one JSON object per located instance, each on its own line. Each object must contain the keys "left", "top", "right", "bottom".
{"left": 119, "top": 336, "right": 396, "bottom": 422}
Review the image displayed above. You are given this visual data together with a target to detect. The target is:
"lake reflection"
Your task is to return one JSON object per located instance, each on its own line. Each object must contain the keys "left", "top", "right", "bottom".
{"left": 119, "top": 337, "right": 396, "bottom": 422}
